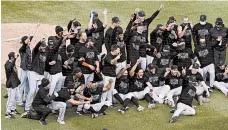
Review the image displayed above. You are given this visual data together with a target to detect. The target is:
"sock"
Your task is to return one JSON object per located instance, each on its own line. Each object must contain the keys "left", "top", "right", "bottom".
{"left": 98, "top": 105, "right": 108, "bottom": 114}
{"left": 131, "top": 97, "right": 139, "bottom": 107}
{"left": 114, "top": 94, "right": 124, "bottom": 104}
{"left": 122, "top": 98, "right": 131, "bottom": 109}
{"left": 144, "top": 93, "right": 153, "bottom": 104}
{"left": 88, "top": 107, "right": 97, "bottom": 113}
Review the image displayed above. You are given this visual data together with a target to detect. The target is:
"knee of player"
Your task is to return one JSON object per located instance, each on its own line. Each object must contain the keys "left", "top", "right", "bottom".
{"left": 112, "top": 89, "right": 118, "bottom": 95}
{"left": 83, "top": 104, "right": 90, "bottom": 110}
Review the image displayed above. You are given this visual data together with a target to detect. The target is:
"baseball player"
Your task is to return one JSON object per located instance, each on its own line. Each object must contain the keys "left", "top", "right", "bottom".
{"left": 21, "top": 78, "right": 63, "bottom": 125}
{"left": 192, "top": 15, "right": 213, "bottom": 47}
{"left": 144, "top": 64, "right": 170, "bottom": 104}
{"left": 101, "top": 45, "right": 120, "bottom": 103}
{"left": 83, "top": 80, "right": 113, "bottom": 118}
{"left": 46, "top": 26, "right": 67, "bottom": 95}
{"left": 114, "top": 64, "right": 145, "bottom": 114}
{"left": 184, "top": 63, "right": 210, "bottom": 105}
{"left": 150, "top": 24, "right": 166, "bottom": 53}
{"left": 86, "top": 9, "right": 107, "bottom": 58}
{"left": 104, "top": 16, "right": 121, "bottom": 53}
{"left": 67, "top": 18, "right": 82, "bottom": 46}
{"left": 177, "top": 16, "right": 193, "bottom": 49}
{"left": 209, "top": 17, "right": 228, "bottom": 65}
{"left": 78, "top": 37, "right": 100, "bottom": 85}
{"left": 194, "top": 35, "right": 215, "bottom": 89}
{"left": 169, "top": 76, "right": 197, "bottom": 123}
{"left": 163, "top": 65, "right": 183, "bottom": 108}
{"left": 5, "top": 52, "right": 21, "bottom": 119}
{"left": 129, "top": 59, "right": 156, "bottom": 109}
{"left": 213, "top": 61, "right": 228, "bottom": 96}
{"left": 24, "top": 39, "right": 48, "bottom": 116}
{"left": 74, "top": 31, "right": 87, "bottom": 60}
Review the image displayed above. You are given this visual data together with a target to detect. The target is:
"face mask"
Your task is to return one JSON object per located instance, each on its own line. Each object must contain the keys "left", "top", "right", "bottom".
{"left": 121, "top": 75, "right": 128, "bottom": 80}
{"left": 200, "top": 21, "right": 206, "bottom": 25}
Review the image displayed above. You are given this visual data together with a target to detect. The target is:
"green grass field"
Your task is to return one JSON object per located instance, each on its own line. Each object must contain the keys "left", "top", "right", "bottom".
{"left": 1, "top": 1, "right": 228, "bottom": 130}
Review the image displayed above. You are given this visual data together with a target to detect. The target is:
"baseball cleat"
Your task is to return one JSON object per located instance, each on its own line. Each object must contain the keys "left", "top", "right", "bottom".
{"left": 148, "top": 102, "right": 156, "bottom": 109}
{"left": 5, "top": 113, "right": 15, "bottom": 119}
{"left": 91, "top": 113, "right": 99, "bottom": 118}
{"left": 11, "top": 109, "right": 21, "bottom": 115}
{"left": 57, "top": 119, "right": 65, "bottom": 125}
{"left": 137, "top": 105, "right": 144, "bottom": 111}
{"left": 169, "top": 116, "right": 178, "bottom": 123}
{"left": 39, "top": 120, "right": 47, "bottom": 125}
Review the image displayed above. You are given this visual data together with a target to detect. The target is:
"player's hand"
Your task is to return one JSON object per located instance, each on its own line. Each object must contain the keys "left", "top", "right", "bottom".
{"left": 136, "top": 59, "right": 142, "bottom": 64}
{"left": 78, "top": 57, "right": 85, "bottom": 61}
{"left": 177, "top": 71, "right": 181, "bottom": 77}
{"left": 116, "top": 53, "right": 122, "bottom": 60}
{"left": 156, "top": 52, "right": 161, "bottom": 58}
{"left": 54, "top": 92, "right": 59, "bottom": 97}
{"left": 85, "top": 101, "right": 91, "bottom": 104}
{"left": 166, "top": 68, "right": 171, "bottom": 72}
{"left": 135, "top": 7, "right": 140, "bottom": 14}
{"left": 206, "top": 91, "right": 210, "bottom": 98}
{"left": 109, "top": 78, "right": 114, "bottom": 83}
{"left": 87, "top": 98, "right": 93, "bottom": 102}
{"left": 49, "top": 61, "right": 56, "bottom": 65}
{"left": 217, "top": 36, "right": 222, "bottom": 41}
{"left": 103, "top": 8, "right": 108, "bottom": 15}
{"left": 63, "top": 65, "right": 68, "bottom": 69}
{"left": 172, "top": 42, "right": 178, "bottom": 47}
{"left": 126, "top": 63, "right": 131, "bottom": 69}
{"left": 182, "top": 67, "right": 186, "bottom": 75}
{"left": 96, "top": 67, "right": 100, "bottom": 73}
{"left": 159, "top": 4, "right": 164, "bottom": 11}
{"left": 88, "top": 65, "right": 95, "bottom": 71}
{"left": 224, "top": 67, "right": 228, "bottom": 74}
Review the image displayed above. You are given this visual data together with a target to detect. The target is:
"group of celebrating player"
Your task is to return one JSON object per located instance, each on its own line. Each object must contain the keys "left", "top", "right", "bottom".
{"left": 4, "top": 4, "right": 228, "bottom": 125}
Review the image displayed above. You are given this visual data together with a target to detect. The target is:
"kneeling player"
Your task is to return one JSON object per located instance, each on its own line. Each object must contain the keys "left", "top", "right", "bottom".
{"left": 169, "top": 76, "right": 198, "bottom": 123}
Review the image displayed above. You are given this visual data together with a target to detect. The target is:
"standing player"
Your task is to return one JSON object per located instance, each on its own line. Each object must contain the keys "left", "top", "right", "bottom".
{"left": 74, "top": 31, "right": 87, "bottom": 60}
{"left": 177, "top": 16, "right": 193, "bottom": 49}
{"left": 192, "top": 15, "right": 213, "bottom": 47}
{"left": 194, "top": 36, "right": 215, "bottom": 89}
{"left": 209, "top": 18, "right": 228, "bottom": 65}
{"left": 5, "top": 52, "right": 21, "bottom": 119}
{"left": 67, "top": 18, "right": 82, "bottom": 46}
{"left": 86, "top": 9, "right": 107, "bottom": 59}
{"left": 46, "top": 26, "right": 66, "bottom": 95}
{"left": 169, "top": 76, "right": 197, "bottom": 123}
{"left": 101, "top": 45, "right": 121, "bottom": 103}
{"left": 24, "top": 39, "right": 48, "bottom": 116}
{"left": 78, "top": 37, "right": 100, "bottom": 85}
{"left": 104, "top": 16, "right": 121, "bottom": 53}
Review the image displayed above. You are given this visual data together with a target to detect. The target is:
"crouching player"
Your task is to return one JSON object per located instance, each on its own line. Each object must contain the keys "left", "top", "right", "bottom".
{"left": 83, "top": 80, "right": 113, "bottom": 118}
{"left": 113, "top": 64, "right": 145, "bottom": 114}
{"left": 169, "top": 76, "right": 197, "bottom": 123}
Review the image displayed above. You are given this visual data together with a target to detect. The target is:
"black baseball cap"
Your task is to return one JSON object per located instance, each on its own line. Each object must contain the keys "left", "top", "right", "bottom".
{"left": 8, "top": 52, "right": 15, "bottom": 59}
{"left": 138, "top": 11, "right": 145, "bottom": 17}
{"left": 41, "top": 78, "right": 50, "bottom": 87}
{"left": 112, "top": 17, "right": 120, "bottom": 23}
{"left": 67, "top": 44, "right": 75, "bottom": 53}
{"left": 115, "top": 26, "right": 123, "bottom": 34}
{"left": 200, "top": 15, "right": 207, "bottom": 22}
{"left": 67, "top": 81, "right": 75, "bottom": 89}
{"left": 73, "top": 21, "right": 81, "bottom": 27}
{"left": 215, "top": 17, "right": 223, "bottom": 25}
{"left": 55, "top": 26, "right": 64, "bottom": 34}
{"left": 21, "top": 36, "right": 28, "bottom": 44}
{"left": 192, "top": 63, "right": 200, "bottom": 69}
{"left": 72, "top": 67, "right": 82, "bottom": 74}
{"left": 147, "top": 63, "right": 157, "bottom": 70}
{"left": 171, "top": 65, "right": 178, "bottom": 70}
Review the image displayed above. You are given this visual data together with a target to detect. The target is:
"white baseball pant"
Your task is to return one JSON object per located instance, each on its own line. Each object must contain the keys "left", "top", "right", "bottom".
{"left": 213, "top": 81, "right": 228, "bottom": 96}
{"left": 172, "top": 102, "right": 195, "bottom": 118}
{"left": 83, "top": 73, "right": 94, "bottom": 86}
{"left": 49, "top": 72, "right": 63, "bottom": 95}
{"left": 112, "top": 89, "right": 134, "bottom": 104}
{"left": 6, "top": 88, "right": 17, "bottom": 114}
{"left": 132, "top": 87, "right": 150, "bottom": 100}
{"left": 198, "top": 63, "right": 215, "bottom": 87}
{"left": 101, "top": 75, "right": 116, "bottom": 104}
{"left": 84, "top": 101, "right": 112, "bottom": 112}
{"left": 151, "top": 85, "right": 170, "bottom": 104}
{"left": 116, "top": 61, "right": 126, "bottom": 75}
{"left": 48, "top": 101, "right": 66, "bottom": 121}
{"left": 165, "top": 86, "right": 182, "bottom": 107}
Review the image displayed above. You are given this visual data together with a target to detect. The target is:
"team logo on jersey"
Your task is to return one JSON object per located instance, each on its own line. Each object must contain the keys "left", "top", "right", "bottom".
{"left": 134, "top": 80, "right": 143, "bottom": 88}
{"left": 198, "top": 29, "right": 209, "bottom": 36}
{"left": 184, "top": 29, "right": 192, "bottom": 36}
{"left": 188, "top": 89, "right": 196, "bottom": 97}
{"left": 198, "top": 49, "right": 209, "bottom": 57}
{"left": 117, "top": 41, "right": 125, "bottom": 48}
{"left": 160, "top": 59, "right": 169, "bottom": 66}
{"left": 119, "top": 81, "right": 128, "bottom": 89}
{"left": 156, "top": 37, "right": 163, "bottom": 44}
{"left": 92, "top": 32, "right": 100, "bottom": 39}
{"left": 177, "top": 53, "right": 188, "bottom": 59}
{"left": 86, "top": 52, "right": 95, "bottom": 59}
{"left": 136, "top": 36, "right": 146, "bottom": 43}
{"left": 57, "top": 54, "right": 62, "bottom": 61}
{"left": 170, "top": 79, "right": 178, "bottom": 85}
{"left": 132, "top": 43, "right": 140, "bottom": 50}
{"left": 149, "top": 77, "right": 158, "bottom": 83}
{"left": 169, "top": 33, "right": 175, "bottom": 39}
{"left": 39, "top": 55, "right": 47, "bottom": 62}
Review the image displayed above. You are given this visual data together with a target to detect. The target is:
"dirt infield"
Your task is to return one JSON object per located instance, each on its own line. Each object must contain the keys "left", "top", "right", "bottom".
{"left": 1, "top": 23, "right": 60, "bottom": 84}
